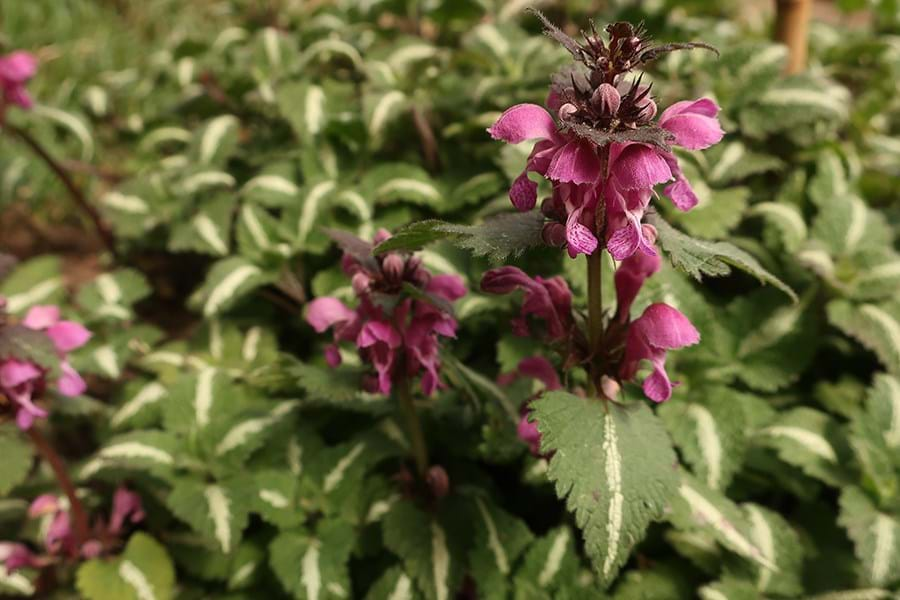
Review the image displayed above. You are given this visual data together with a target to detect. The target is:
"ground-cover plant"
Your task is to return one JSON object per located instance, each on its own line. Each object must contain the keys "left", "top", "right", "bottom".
{"left": 3, "top": 0, "right": 900, "bottom": 598}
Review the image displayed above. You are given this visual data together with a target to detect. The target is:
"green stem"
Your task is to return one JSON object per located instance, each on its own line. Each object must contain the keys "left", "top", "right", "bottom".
{"left": 397, "top": 373, "right": 429, "bottom": 477}
{"left": 586, "top": 146, "right": 610, "bottom": 395}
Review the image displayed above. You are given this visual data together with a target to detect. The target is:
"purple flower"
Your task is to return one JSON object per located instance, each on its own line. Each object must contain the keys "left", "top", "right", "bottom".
{"left": 480, "top": 266, "right": 573, "bottom": 341}
{"left": 620, "top": 303, "right": 700, "bottom": 402}
{"left": 306, "top": 233, "right": 465, "bottom": 396}
{"left": 614, "top": 248, "right": 661, "bottom": 321}
{"left": 0, "top": 305, "right": 91, "bottom": 430}
{"left": 0, "top": 51, "right": 37, "bottom": 116}
{"left": 0, "top": 542, "right": 43, "bottom": 572}
{"left": 108, "top": 487, "right": 145, "bottom": 535}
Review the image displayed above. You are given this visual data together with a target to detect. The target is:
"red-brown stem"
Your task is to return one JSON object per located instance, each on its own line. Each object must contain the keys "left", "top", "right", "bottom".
{"left": 774, "top": 0, "right": 813, "bottom": 74}
{"left": 5, "top": 124, "right": 118, "bottom": 258}
{"left": 26, "top": 428, "right": 90, "bottom": 549}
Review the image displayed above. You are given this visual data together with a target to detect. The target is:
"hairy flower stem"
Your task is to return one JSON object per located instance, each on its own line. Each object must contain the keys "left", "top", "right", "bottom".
{"left": 587, "top": 147, "right": 610, "bottom": 395}
{"left": 26, "top": 427, "right": 90, "bottom": 549}
{"left": 396, "top": 371, "right": 429, "bottom": 478}
{"left": 5, "top": 124, "right": 118, "bottom": 258}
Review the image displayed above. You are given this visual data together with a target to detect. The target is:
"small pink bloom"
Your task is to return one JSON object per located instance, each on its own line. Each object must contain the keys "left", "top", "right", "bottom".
{"left": 27, "top": 494, "right": 61, "bottom": 519}
{"left": 658, "top": 98, "right": 724, "bottom": 151}
{"left": 614, "top": 249, "right": 662, "bottom": 321}
{"left": 108, "top": 487, "right": 144, "bottom": 535}
{"left": 481, "top": 267, "right": 573, "bottom": 341}
{"left": 620, "top": 303, "right": 700, "bottom": 402}
{"left": 0, "top": 51, "right": 37, "bottom": 112}
{"left": 488, "top": 103, "right": 561, "bottom": 144}
{"left": 507, "top": 357, "right": 560, "bottom": 456}
{"left": 306, "top": 298, "right": 355, "bottom": 333}
{"left": 0, "top": 542, "right": 42, "bottom": 571}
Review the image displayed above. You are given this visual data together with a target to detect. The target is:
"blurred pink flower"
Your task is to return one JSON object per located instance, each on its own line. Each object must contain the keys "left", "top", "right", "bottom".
{"left": 0, "top": 51, "right": 37, "bottom": 115}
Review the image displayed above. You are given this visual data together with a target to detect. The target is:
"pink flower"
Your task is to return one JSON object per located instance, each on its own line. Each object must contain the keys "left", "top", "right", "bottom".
{"left": 0, "top": 51, "right": 37, "bottom": 115}
{"left": 498, "top": 356, "right": 561, "bottom": 456}
{"left": 620, "top": 303, "right": 700, "bottom": 402}
{"left": 108, "top": 487, "right": 145, "bottom": 535}
{"left": 306, "top": 233, "right": 465, "bottom": 396}
{"left": 0, "top": 305, "right": 91, "bottom": 429}
{"left": 614, "top": 249, "right": 661, "bottom": 321}
{"left": 480, "top": 267, "right": 573, "bottom": 341}
{"left": 488, "top": 103, "right": 602, "bottom": 210}
{"left": 0, "top": 542, "right": 43, "bottom": 572}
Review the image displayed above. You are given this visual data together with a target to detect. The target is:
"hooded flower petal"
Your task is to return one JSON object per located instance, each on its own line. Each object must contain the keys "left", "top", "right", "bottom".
{"left": 488, "top": 103, "right": 559, "bottom": 144}
{"left": 357, "top": 321, "right": 402, "bottom": 349}
{"left": 0, "top": 52, "right": 37, "bottom": 84}
{"left": 306, "top": 297, "right": 354, "bottom": 333}
{"left": 427, "top": 275, "right": 466, "bottom": 302}
{"left": 109, "top": 487, "right": 145, "bottom": 535}
{"left": 0, "top": 360, "right": 41, "bottom": 388}
{"left": 57, "top": 362, "right": 86, "bottom": 397}
{"left": 637, "top": 303, "right": 701, "bottom": 349}
{"left": 517, "top": 413, "right": 542, "bottom": 456}
{"left": 509, "top": 172, "right": 539, "bottom": 211}
{"left": 47, "top": 321, "right": 92, "bottom": 353}
{"left": 28, "top": 494, "right": 60, "bottom": 518}
{"left": 324, "top": 344, "right": 342, "bottom": 368}
{"left": 517, "top": 356, "right": 561, "bottom": 391}
{"left": 22, "top": 305, "right": 60, "bottom": 330}
{"left": 614, "top": 250, "right": 662, "bottom": 320}
{"left": 609, "top": 143, "right": 673, "bottom": 190}
{"left": 659, "top": 98, "right": 724, "bottom": 150}
{"left": 546, "top": 140, "right": 602, "bottom": 184}
{"left": 565, "top": 207, "right": 599, "bottom": 257}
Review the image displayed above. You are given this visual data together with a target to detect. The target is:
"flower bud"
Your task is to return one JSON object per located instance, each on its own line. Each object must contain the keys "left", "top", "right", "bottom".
{"left": 638, "top": 97, "right": 657, "bottom": 121}
{"left": 411, "top": 267, "right": 431, "bottom": 288}
{"left": 426, "top": 465, "right": 450, "bottom": 499}
{"left": 591, "top": 83, "right": 621, "bottom": 116}
{"left": 382, "top": 253, "right": 405, "bottom": 283}
{"left": 351, "top": 272, "right": 371, "bottom": 295}
{"left": 600, "top": 376, "right": 621, "bottom": 401}
{"left": 558, "top": 103, "right": 577, "bottom": 121}
{"left": 641, "top": 223, "right": 658, "bottom": 246}
{"left": 622, "top": 36, "right": 642, "bottom": 55}
{"left": 540, "top": 196, "right": 562, "bottom": 220}
{"left": 373, "top": 228, "right": 392, "bottom": 245}
{"left": 542, "top": 222, "right": 567, "bottom": 247}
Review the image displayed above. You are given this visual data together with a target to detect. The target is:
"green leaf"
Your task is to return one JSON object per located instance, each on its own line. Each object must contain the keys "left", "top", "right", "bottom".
{"left": 0, "top": 255, "right": 64, "bottom": 314}
{"left": 76, "top": 533, "right": 176, "bottom": 600}
{"left": 109, "top": 380, "right": 167, "bottom": 431}
{"left": 269, "top": 520, "right": 355, "bottom": 600}
{"left": 0, "top": 566, "right": 36, "bottom": 596}
{"left": 382, "top": 499, "right": 468, "bottom": 600}
{"left": 167, "top": 478, "right": 250, "bottom": 555}
{"left": 532, "top": 393, "right": 679, "bottom": 587}
{"left": 366, "top": 90, "right": 408, "bottom": 148}
{"left": 730, "top": 504, "right": 804, "bottom": 596}
{"left": 0, "top": 325, "right": 60, "bottom": 378}
{"left": 189, "top": 257, "right": 275, "bottom": 317}
{"left": 169, "top": 195, "right": 235, "bottom": 257}
{"left": 513, "top": 526, "right": 580, "bottom": 594}
{"left": 839, "top": 486, "right": 900, "bottom": 587}
{"left": 0, "top": 425, "right": 32, "bottom": 495}
{"left": 190, "top": 115, "right": 240, "bottom": 167}
{"left": 76, "top": 269, "right": 152, "bottom": 323}
{"left": 747, "top": 201, "right": 807, "bottom": 252}
{"left": 467, "top": 494, "right": 534, "bottom": 599}
{"left": 659, "top": 387, "right": 746, "bottom": 491}
{"left": 828, "top": 300, "right": 900, "bottom": 376}
{"left": 756, "top": 407, "right": 850, "bottom": 486}
{"left": 365, "top": 567, "right": 422, "bottom": 600}
{"left": 668, "top": 474, "right": 773, "bottom": 569}
{"left": 277, "top": 81, "right": 328, "bottom": 140}
{"left": 374, "top": 211, "right": 546, "bottom": 262}
{"left": 649, "top": 213, "right": 797, "bottom": 303}
{"left": 79, "top": 431, "right": 178, "bottom": 480}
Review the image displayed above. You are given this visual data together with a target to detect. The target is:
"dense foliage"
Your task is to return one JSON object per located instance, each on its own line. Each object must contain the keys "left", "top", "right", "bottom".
{"left": 2, "top": 0, "right": 900, "bottom": 598}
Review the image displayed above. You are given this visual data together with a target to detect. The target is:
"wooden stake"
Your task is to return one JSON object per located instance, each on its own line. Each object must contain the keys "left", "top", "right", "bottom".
{"left": 774, "top": 0, "right": 813, "bottom": 74}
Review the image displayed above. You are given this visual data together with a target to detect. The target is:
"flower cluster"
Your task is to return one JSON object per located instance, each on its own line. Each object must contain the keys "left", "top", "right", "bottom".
{"left": 0, "top": 51, "right": 37, "bottom": 118}
{"left": 1, "top": 487, "right": 144, "bottom": 572}
{"left": 483, "top": 244, "right": 698, "bottom": 405}
{"left": 488, "top": 21, "right": 723, "bottom": 261}
{"left": 0, "top": 304, "right": 91, "bottom": 430}
{"left": 306, "top": 231, "right": 466, "bottom": 395}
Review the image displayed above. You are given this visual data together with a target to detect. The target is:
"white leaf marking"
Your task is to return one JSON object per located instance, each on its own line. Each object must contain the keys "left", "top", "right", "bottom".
{"left": 242, "top": 174, "right": 298, "bottom": 196}
{"left": 601, "top": 412, "right": 624, "bottom": 579}
{"left": 181, "top": 171, "right": 235, "bottom": 193}
{"left": 305, "top": 86, "right": 325, "bottom": 136}
{"left": 111, "top": 382, "right": 166, "bottom": 428}
{"left": 94, "top": 345, "right": 121, "bottom": 378}
{"left": 263, "top": 28, "right": 281, "bottom": 67}
{"left": 298, "top": 181, "right": 336, "bottom": 243}
{"left": 240, "top": 205, "right": 270, "bottom": 250}
{"left": 688, "top": 404, "right": 723, "bottom": 489}
{"left": 287, "top": 436, "right": 303, "bottom": 476}
{"left": 301, "top": 541, "right": 321, "bottom": 600}
{"left": 229, "top": 561, "right": 256, "bottom": 588}
{"left": 845, "top": 197, "right": 867, "bottom": 252}
{"left": 762, "top": 425, "right": 837, "bottom": 462}
{"left": 431, "top": 522, "right": 450, "bottom": 600}
{"left": 388, "top": 574, "right": 413, "bottom": 600}
{"left": 100, "top": 191, "right": 148, "bottom": 214}
{"left": 193, "top": 214, "right": 229, "bottom": 256}
{"left": 204, "top": 485, "right": 232, "bottom": 553}
{"left": 200, "top": 115, "right": 237, "bottom": 164}
{"left": 871, "top": 513, "right": 895, "bottom": 585}
{"left": 0, "top": 565, "right": 34, "bottom": 594}
{"left": 751, "top": 202, "right": 807, "bottom": 242}
{"left": 5, "top": 278, "right": 61, "bottom": 313}
{"left": 376, "top": 179, "right": 440, "bottom": 203}
{"left": 323, "top": 443, "right": 365, "bottom": 493}
{"left": 882, "top": 377, "right": 900, "bottom": 447}
{"left": 259, "top": 489, "right": 289, "bottom": 509}
{"left": 95, "top": 273, "right": 122, "bottom": 304}
{"left": 194, "top": 368, "right": 216, "bottom": 428}
{"left": 709, "top": 142, "right": 745, "bottom": 182}
{"left": 538, "top": 528, "right": 569, "bottom": 587}
{"left": 369, "top": 91, "right": 406, "bottom": 141}
{"left": 747, "top": 505, "right": 775, "bottom": 589}
{"left": 242, "top": 326, "right": 262, "bottom": 362}
{"left": 215, "top": 402, "right": 295, "bottom": 455}
{"left": 474, "top": 498, "right": 509, "bottom": 574}
{"left": 204, "top": 264, "right": 262, "bottom": 316}
{"left": 365, "top": 494, "right": 399, "bottom": 524}
{"left": 861, "top": 305, "right": 900, "bottom": 366}
{"left": 119, "top": 560, "right": 156, "bottom": 600}
{"left": 33, "top": 105, "right": 94, "bottom": 159}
